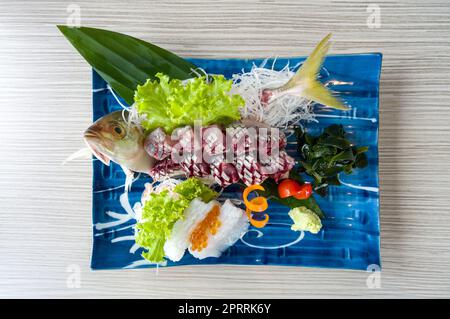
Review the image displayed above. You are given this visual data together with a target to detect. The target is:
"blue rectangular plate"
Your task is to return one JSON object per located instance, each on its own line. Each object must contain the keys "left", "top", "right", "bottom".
{"left": 91, "top": 53, "right": 382, "bottom": 270}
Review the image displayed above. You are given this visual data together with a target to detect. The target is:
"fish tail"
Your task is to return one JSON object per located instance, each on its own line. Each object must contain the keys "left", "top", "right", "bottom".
{"left": 281, "top": 33, "right": 349, "bottom": 111}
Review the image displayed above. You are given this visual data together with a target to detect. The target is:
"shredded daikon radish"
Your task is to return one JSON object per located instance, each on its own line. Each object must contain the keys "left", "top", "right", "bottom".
{"left": 230, "top": 61, "right": 316, "bottom": 128}
{"left": 121, "top": 103, "right": 143, "bottom": 128}
{"left": 141, "top": 177, "right": 182, "bottom": 202}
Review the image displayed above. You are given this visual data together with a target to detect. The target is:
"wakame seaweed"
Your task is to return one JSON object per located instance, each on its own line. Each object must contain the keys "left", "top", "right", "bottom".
{"left": 296, "top": 124, "right": 369, "bottom": 197}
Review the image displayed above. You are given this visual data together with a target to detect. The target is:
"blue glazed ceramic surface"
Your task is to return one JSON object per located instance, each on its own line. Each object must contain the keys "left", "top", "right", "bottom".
{"left": 91, "top": 53, "right": 382, "bottom": 270}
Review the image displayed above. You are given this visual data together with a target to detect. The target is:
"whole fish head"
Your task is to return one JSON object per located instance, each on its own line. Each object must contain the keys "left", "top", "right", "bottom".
{"left": 83, "top": 110, "right": 155, "bottom": 174}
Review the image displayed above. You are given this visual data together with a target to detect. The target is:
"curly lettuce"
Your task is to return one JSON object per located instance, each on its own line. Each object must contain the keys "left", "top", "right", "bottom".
{"left": 135, "top": 190, "right": 188, "bottom": 263}
{"left": 173, "top": 178, "right": 218, "bottom": 203}
{"left": 134, "top": 73, "right": 243, "bottom": 133}
{"left": 135, "top": 178, "right": 218, "bottom": 263}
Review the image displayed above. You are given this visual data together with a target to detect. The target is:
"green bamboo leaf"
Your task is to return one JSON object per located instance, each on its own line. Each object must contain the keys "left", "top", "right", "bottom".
{"left": 57, "top": 26, "right": 197, "bottom": 105}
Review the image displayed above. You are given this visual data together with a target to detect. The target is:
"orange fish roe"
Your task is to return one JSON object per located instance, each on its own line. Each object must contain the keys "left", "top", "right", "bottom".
{"left": 190, "top": 205, "right": 221, "bottom": 252}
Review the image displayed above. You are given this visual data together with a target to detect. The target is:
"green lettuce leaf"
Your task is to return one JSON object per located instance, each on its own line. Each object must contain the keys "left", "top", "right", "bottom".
{"left": 134, "top": 73, "right": 243, "bottom": 133}
{"left": 141, "top": 238, "right": 166, "bottom": 264}
{"left": 173, "top": 178, "right": 218, "bottom": 202}
{"left": 135, "top": 190, "right": 188, "bottom": 263}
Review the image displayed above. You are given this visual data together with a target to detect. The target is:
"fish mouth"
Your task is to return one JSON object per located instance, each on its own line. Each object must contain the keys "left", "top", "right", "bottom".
{"left": 84, "top": 128, "right": 100, "bottom": 140}
{"left": 83, "top": 129, "right": 111, "bottom": 166}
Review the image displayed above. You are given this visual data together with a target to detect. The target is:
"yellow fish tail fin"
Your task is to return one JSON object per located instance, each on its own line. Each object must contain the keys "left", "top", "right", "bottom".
{"left": 302, "top": 81, "right": 348, "bottom": 111}
{"left": 283, "top": 33, "right": 349, "bottom": 111}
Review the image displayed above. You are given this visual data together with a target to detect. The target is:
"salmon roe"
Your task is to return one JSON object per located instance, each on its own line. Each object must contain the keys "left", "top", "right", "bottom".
{"left": 190, "top": 205, "right": 221, "bottom": 252}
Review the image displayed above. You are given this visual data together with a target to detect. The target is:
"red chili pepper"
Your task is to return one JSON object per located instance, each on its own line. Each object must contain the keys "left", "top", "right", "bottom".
{"left": 293, "top": 183, "right": 313, "bottom": 200}
{"left": 278, "top": 179, "right": 313, "bottom": 200}
{"left": 277, "top": 179, "right": 302, "bottom": 198}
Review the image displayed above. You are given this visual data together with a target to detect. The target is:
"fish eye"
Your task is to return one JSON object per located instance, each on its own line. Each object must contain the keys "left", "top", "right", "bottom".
{"left": 112, "top": 124, "right": 125, "bottom": 138}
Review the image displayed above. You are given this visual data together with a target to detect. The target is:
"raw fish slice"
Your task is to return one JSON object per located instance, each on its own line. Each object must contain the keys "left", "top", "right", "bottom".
{"left": 149, "top": 157, "right": 183, "bottom": 180}
{"left": 144, "top": 128, "right": 174, "bottom": 160}
{"left": 211, "top": 162, "right": 240, "bottom": 187}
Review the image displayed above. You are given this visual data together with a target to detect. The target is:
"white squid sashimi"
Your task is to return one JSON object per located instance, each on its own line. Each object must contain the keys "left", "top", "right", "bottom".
{"left": 164, "top": 199, "right": 218, "bottom": 262}
{"left": 189, "top": 200, "right": 249, "bottom": 260}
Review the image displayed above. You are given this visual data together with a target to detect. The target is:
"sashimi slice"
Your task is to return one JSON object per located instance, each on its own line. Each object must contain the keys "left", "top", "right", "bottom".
{"left": 164, "top": 199, "right": 218, "bottom": 262}
{"left": 189, "top": 200, "right": 249, "bottom": 259}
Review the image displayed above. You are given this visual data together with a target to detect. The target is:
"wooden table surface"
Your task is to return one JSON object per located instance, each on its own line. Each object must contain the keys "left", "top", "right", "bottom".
{"left": 1, "top": 0, "right": 449, "bottom": 298}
